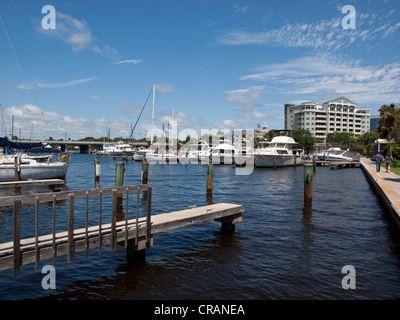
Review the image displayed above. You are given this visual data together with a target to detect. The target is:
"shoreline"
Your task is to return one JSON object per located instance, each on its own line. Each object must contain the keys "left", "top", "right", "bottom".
{"left": 360, "top": 157, "right": 400, "bottom": 229}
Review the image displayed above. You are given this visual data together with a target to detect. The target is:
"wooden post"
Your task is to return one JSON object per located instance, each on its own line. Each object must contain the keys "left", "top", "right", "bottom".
{"left": 142, "top": 156, "right": 148, "bottom": 184}
{"left": 115, "top": 162, "right": 124, "bottom": 209}
{"left": 294, "top": 155, "right": 297, "bottom": 168}
{"left": 14, "top": 155, "right": 20, "bottom": 181}
{"left": 312, "top": 155, "right": 316, "bottom": 172}
{"left": 207, "top": 154, "right": 213, "bottom": 196}
{"left": 304, "top": 164, "right": 313, "bottom": 207}
{"left": 13, "top": 199, "right": 21, "bottom": 277}
{"left": 111, "top": 189, "right": 117, "bottom": 251}
{"left": 94, "top": 156, "right": 100, "bottom": 184}
{"left": 273, "top": 156, "right": 277, "bottom": 170}
{"left": 67, "top": 193, "right": 74, "bottom": 263}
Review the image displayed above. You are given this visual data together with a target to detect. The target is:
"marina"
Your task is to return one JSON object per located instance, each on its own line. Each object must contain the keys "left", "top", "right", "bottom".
{"left": 0, "top": 1, "right": 399, "bottom": 304}
{"left": 0, "top": 154, "right": 399, "bottom": 299}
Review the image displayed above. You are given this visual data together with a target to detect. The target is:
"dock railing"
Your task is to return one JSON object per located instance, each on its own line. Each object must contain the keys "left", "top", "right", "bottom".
{"left": 0, "top": 184, "right": 152, "bottom": 276}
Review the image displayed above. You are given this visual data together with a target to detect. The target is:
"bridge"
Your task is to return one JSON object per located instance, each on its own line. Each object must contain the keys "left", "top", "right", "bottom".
{"left": 18, "top": 140, "right": 149, "bottom": 154}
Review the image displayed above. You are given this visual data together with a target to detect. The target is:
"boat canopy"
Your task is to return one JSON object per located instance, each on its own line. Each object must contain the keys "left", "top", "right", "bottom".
{"left": 0, "top": 137, "right": 43, "bottom": 149}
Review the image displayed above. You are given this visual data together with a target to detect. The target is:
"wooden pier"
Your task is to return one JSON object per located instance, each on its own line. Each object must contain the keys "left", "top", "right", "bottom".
{"left": 0, "top": 179, "right": 66, "bottom": 191}
{"left": 0, "top": 184, "right": 243, "bottom": 276}
{"left": 303, "top": 160, "right": 360, "bottom": 169}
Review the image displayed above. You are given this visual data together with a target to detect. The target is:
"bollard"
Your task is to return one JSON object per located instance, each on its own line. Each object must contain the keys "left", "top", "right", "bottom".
{"left": 94, "top": 156, "right": 100, "bottom": 184}
{"left": 115, "top": 162, "right": 125, "bottom": 209}
{"left": 142, "top": 156, "right": 149, "bottom": 184}
{"left": 207, "top": 154, "right": 213, "bottom": 196}
{"left": 304, "top": 164, "right": 313, "bottom": 207}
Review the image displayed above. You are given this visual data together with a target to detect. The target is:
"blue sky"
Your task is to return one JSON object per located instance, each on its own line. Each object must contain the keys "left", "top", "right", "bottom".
{"left": 0, "top": 0, "right": 399, "bottom": 140}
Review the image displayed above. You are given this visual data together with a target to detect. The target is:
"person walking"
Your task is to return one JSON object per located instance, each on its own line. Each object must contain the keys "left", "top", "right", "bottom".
{"left": 385, "top": 155, "right": 392, "bottom": 172}
{"left": 375, "top": 152, "right": 384, "bottom": 172}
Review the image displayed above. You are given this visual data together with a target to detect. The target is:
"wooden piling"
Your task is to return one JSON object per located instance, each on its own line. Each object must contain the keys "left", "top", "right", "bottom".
{"left": 312, "top": 155, "right": 316, "bottom": 172}
{"left": 273, "top": 156, "right": 277, "bottom": 170}
{"left": 294, "top": 155, "right": 297, "bottom": 168}
{"left": 142, "top": 156, "right": 148, "bottom": 184}
{"left": 304, "top": 164, "right": 313, "bottom": 207}
{"left": 207, "top": 155, "right": 213, "bottom": 196}
{"left": 115, "top": 162, "right": 125, "bottom": 209}
{"left": 14, "top": 156, "right": 20, "bottom": 181}
{"left": 94, "top": 156, "right": 100, "bottom": 184}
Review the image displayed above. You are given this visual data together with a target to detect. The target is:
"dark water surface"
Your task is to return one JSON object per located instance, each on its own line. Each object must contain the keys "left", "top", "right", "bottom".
{"left": 0, "top": 154, "right": 400, "bottom": 300}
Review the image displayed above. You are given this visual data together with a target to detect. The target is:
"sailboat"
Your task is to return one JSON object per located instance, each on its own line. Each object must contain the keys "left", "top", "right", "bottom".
{"left": 133, "top": 85, "right": 177, "bottom": 163}
{"left": 0, "top": 138, "right": 69, "bottom": 182}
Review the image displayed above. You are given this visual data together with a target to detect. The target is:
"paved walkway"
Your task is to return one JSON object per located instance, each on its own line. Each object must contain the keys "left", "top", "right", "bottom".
{"left": 360, "top": 157, "right": 400, "bottom": 196}
{"left": 360, "top": 157, "right": 400, "bottom": 228}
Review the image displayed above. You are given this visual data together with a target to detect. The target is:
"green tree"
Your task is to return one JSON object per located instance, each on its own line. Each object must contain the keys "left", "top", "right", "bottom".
{"left": 290, "top": 129, "right": 315, "bottom": 154}
{"left": 357, "top": 132, "right": 378, "bottom": 156}
{"left": 377, "top": 104, "right": 400, "bottom": 158}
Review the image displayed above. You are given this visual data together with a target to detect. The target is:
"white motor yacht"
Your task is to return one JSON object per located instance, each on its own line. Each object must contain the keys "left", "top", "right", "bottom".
{"left": 314, "top": 148, "right": 353, "bottom": 162}
{"left": 254, "top": 136, "right": 301, "bottom": 168}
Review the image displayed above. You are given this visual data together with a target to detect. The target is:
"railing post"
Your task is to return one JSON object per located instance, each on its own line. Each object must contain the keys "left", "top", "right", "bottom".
{"left": 111, "top": 189, "right": 117, "bottom": 251}
{"left": 13, "top": 199, "right": 21, "bottom": 277}
{"left": 146, "top": 185, "right": 152, "bottom": 248}
{"left": 67, "top": 193, "right": 74, "bottom": 263}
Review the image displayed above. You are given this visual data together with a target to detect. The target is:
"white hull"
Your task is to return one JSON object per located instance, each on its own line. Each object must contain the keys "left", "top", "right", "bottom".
{"left": 316, "top": 155, "right": 353, "bottom": 162}
{"left": 254, "top": 155, "right": 301, "bottom": 168}
{"left": 0, "top": 162, "right": 68, "bottom": 182}
{"left": 133, "top": 153, "right": 144, "bottom": 161}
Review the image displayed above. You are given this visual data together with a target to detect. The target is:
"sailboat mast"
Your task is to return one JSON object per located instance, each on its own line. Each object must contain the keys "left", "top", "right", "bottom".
{"left": 151, "top": 84, "right": 155, "bottom": 145}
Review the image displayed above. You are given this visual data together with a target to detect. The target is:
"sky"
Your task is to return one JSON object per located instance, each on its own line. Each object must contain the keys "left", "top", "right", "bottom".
{"left": 0, "top": 0, "right": 399, "bottom": 141}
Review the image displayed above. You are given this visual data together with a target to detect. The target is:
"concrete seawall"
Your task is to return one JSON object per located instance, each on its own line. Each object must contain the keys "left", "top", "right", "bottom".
{"left": 360, "top": 157, "right": 400, "bottom": 229}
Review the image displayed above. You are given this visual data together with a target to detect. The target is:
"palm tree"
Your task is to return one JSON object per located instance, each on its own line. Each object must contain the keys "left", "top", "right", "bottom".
{"left": 377, "top": 104, "right": 399, "bottom": 158}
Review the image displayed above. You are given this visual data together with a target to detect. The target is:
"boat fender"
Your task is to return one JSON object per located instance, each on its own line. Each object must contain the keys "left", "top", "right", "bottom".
{"left": 61, "top": 155, "right": 69, "bottom": 163}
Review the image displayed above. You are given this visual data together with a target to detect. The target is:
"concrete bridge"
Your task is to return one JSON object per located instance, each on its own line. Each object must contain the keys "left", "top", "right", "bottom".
{"left": 19, "top": 140, "right": 149, "bottom": 154}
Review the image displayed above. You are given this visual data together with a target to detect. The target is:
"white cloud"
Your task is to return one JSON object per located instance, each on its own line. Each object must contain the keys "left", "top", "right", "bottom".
{"left": 1, "top": 104, "right": 140, "bottom": 140}
{"left": 155, "top": 83, "right": 176, "bottom": 93}
{"left": 114, "top": 59, "right": 143, "bottom": 65}
{"left": 35, "top": 12, "right": 120, "bottom": 59}
{"left": 17, "top": 77, "right": 97, "bottom": 90}
{"left": 217, "top": 10, "right": 399, "bottom": 51}
{"left": 89, "top": 94, "right": 101, "bottom": 100}
{"left": 240, "top": 54, "right": 400, "bottom": 104}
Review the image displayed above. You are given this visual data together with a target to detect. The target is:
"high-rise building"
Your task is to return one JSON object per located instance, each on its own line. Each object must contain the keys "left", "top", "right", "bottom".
{"left": 284, "top": 97, "right": 370, "bottom": 139}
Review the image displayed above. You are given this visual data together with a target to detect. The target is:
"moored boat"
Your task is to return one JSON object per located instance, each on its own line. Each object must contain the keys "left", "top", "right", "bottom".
{"left": 254, "top": 136, "right": 302, "bottom": 168}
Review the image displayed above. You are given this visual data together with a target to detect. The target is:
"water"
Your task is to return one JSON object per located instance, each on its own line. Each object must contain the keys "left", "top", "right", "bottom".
{"left": 0, "top": 154, "right": 400, "bottom": 300}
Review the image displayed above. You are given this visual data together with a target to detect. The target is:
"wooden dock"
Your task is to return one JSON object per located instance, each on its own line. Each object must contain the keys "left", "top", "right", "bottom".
{"left": 0, "top": 179, "right": 66, "bottom": 190}
{"left": 0, "top": 184, "right": 243, "bottom": 276}
{"left": 303, "top": 160, "right": 360, "bottom": 169}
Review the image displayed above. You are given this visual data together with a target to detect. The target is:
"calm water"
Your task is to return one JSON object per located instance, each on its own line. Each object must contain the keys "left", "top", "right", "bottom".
{"left": 0, "top": 154, "right": 400, "bottom": 300}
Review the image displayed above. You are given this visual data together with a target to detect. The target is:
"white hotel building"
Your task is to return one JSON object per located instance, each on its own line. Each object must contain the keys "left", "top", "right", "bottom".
{"left": 284, "top": 97, "right": 370, "bottom": 140}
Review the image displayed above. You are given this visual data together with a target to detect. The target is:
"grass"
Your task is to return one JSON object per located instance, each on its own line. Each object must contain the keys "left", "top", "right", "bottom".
{"left": 391, "top": 165, "right": 400, "bottom": 176}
